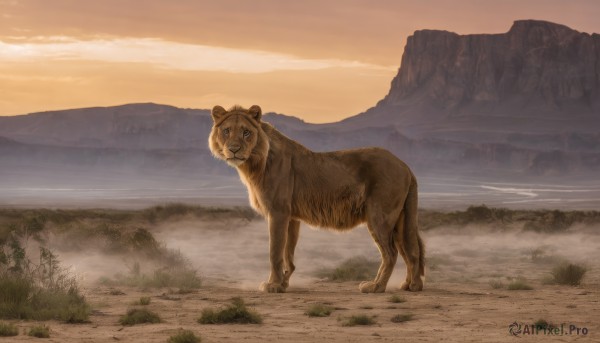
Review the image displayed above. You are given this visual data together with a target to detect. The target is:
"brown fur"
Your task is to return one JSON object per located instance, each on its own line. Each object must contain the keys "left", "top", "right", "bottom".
{"left": 208, "top": 105, "right": 425, "bottom": 293}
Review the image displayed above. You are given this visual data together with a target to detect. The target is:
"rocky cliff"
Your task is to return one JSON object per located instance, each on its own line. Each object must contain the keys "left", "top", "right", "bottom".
{"left": 341, "top": 20, "right": 600, "bottom": 138}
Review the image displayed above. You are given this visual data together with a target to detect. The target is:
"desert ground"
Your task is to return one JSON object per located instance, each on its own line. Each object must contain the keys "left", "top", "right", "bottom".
{"left": 1, "top": 206, "right": 598, "bottom": 342}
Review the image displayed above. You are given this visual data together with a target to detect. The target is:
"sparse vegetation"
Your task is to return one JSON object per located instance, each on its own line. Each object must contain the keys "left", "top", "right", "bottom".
{"left": 135, "top": 297, "right": 151, "bottom": 306}
{"left": 316, "top": 256, "right": 379, "bottom": 281}
{"left": 167, "top": 329, "right": 201, "bottom": 343}
{"left": 507, "top": 280, "right": 533, "bottom": 290}
{"left": 0, "top": 322, "right": 18, "bottom": 337}
{"left": 388, "top": 295, "right": 406, "bottom": 303}
{"left": 341, "top": 314, "right": 376, "bottom": 327}
{"left": 119, "top": 308, "right": 161, "bottom": 326}
{"left": 489, "top": 279, "right": 505, "bottom": 289}
{"left": 198, "top": 297, "right": 262, "bottom": 324}
{"left": 530, "top": 247, "right": 565, "bottom": 264}
{"left": 28, "top": 325, "right": 50, "bottom": 338}
{"left": 551, "top": 263, "right": 586, "bottom": 286}
{"left": 0, "top": 205, "right": 258, "bottom": 232}
{"left": 0, "top": 225, "right": 90, "bottom": 322}
{"left": 391, "top": 314, "right": 413, "bottom": 323}
{"left": 103, "top": 261, "right": 202, "bottom": 291}
{"left": 418, "top": 206, "right": 600, "bottom": 231}
{"left": 305, "top": 304, "right": 334, "bottom": 317}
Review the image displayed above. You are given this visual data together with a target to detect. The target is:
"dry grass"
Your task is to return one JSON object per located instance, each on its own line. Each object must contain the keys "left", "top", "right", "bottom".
{"left": 341, "top": 314, "right": 376, "bottom": 327}
{"left": 198, "top": 297, "right": 262, "bottom": 324}
{"left": 418, "top": 205, "right": 600, "bottom": 232}
{"left": 28, "top": 325, "right": 50, "bottom": 338}
{"left": 167, "top": 329, "right": 201, "bottom": 343}
{"left": 119, "top": 308, "right": 161, "bottom": 326}
{"left": 391, "top": 314, "right": 413, "bottom": 323}
{"left": 316, "top": 256, "right": 379, "bottom": 281}
{"left": 489, "top": 279, "right": 505, "bottom": 289}
{"left": 0, "top": 322, "right": 18, "bottom": 337}
{"left": 305, "top": 304, "right": 334, "bottom": 317}
{"left": 507, "top": 280, "right": 533, "bottom": 290}
{"left": 551, "top": 263, "right": 587, "bottom": 286}
{"left": 0, "top": 236, "right": 90, "bottom": 323}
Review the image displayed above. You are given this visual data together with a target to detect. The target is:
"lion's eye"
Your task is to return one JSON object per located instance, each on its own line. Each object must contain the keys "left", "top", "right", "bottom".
{"left": 222, "top": 128, "right": 230, "bottom": 136}
{"left": 243, "top": 129, "right": 251, "bottom": 138}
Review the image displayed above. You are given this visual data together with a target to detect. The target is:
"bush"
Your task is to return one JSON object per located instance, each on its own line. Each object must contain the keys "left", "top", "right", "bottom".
{"left": 137, "top": 297, "right": 151, "bottom": 306}
{"left": 167, "top": 329, "right": 201, "bottom": 343}
{"left": 552, "top": 263, "right": 586, "bottom": 286}
{"left": 507, "top": 280, "right": 533, "bottom": 290}
{"left": 391, "top": 314, "right": 413, "bottom": 323}
{"left": 0, "top": 237, "right": 90, "bottom": 322}
{"left": 341, "top": 314, "right": 376, "bottom": 326}
{"left": 316, "top": 256, "right": 379, "bottom": 281}
{"left": 119, "top": 308, "right": 161, "bottom": 326}
{"left": 0, "top": 322, "right": 18, "bottom": 337}
{"left": 305, "top": 304, "right": 334, "bottom": 317}
{"left": 28, "top": 325, "right": 50, "bottom": 338}
{"left": 198, "top": 297, "right": 262, "bottom": 324}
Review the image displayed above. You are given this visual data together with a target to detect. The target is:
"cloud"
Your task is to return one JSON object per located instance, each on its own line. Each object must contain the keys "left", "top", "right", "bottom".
{"left": 0, "top": 36, "right": 394, "bottom": 74}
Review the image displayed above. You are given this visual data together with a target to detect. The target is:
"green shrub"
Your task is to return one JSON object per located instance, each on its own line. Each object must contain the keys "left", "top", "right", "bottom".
{"left": 198, "top": 297, "right": 262, "bottom": 324}
{"left": 0, "top": 322, "right": 18, "bottom": 337}
{"left": 305, "top": 304, "right": 334, "bottom": 317}
{"left": 119, "top": 308, "right": 161, "bottom": 326}
{"left": 316, "top": 256, "right": 379, "bottom": 281}
{"left": 28, "top": 325, "right": 50, "bottom": 338}
{"left": 552, "top": 263, "right": 586, "bottom": 286}
{"left": 341, "top": 314, "right": 376, "bottom": 326}
{"left": 391, "top": 314, "right": 413, "bottom": 323}
{"left": 167, "top": 329, "right": 201, "bottom": 343}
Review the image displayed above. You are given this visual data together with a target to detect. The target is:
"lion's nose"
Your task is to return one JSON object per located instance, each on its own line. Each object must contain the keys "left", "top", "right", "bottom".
{"left": 228, "top": 145, "right": 241, "bottom": 153}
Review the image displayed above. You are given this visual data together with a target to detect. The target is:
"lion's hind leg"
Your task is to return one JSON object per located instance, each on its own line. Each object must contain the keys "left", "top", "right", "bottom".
{"left": 394, "top": 211, "right": 412, "bottom": 290}
{"left": 359, "top": 207, "right": 399, "bottom": 293}
{"left": 400, "top": 180, "right": 424, "bottom": 292}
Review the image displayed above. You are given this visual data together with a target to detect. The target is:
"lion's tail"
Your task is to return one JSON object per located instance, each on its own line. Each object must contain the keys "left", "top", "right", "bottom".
{"left": 405, "top": 177, "right": 425, "bottom": 277}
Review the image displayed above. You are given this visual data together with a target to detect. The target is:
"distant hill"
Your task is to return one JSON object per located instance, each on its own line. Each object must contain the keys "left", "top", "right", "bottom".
{"left": 1, "top": 20, "right": 599, "bottom": 208}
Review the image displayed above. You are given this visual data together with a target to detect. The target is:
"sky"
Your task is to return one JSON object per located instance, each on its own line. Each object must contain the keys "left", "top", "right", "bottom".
{"left": 1, "top": 0, "right": 599, "bottom": 123}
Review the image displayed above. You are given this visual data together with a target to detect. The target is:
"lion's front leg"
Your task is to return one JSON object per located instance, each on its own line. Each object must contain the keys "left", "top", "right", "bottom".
{"left": 259, "top": 213, "right": 289, "bottom": 293}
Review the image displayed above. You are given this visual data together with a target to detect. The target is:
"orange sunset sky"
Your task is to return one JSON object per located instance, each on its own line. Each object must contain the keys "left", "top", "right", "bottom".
{"left": 1, "top": 0, "right": 599, "bottom": 123}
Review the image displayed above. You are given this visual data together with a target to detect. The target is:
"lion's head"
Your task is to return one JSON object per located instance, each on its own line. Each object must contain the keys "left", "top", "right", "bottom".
{"left": 208, "top": 105, "right": 270, "bottom": 168}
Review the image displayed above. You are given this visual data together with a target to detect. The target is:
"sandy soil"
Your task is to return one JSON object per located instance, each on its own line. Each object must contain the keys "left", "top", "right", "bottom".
{"left": 5, "top": 218, "right": 599, "bottom": 342}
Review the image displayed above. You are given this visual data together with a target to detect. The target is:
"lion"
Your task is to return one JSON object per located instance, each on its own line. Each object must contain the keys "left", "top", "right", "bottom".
{"left": 208, "top": 105, "right": 425, "bottom": 293}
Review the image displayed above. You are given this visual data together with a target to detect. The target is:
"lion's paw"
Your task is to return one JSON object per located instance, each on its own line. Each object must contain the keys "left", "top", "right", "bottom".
{"left": 401, "top": 280, "right": 423, "bottom": 292}
{"left": 358, "top": 281, "right": 385, "bottom": 293}
{"left": 259, "top": 281, "right": 286, "bottom": 293}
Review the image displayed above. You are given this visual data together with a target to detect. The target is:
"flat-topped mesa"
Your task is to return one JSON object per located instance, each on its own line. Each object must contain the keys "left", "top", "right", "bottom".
{"left": 382, "top": 20, "right": 600, "bottom": 115}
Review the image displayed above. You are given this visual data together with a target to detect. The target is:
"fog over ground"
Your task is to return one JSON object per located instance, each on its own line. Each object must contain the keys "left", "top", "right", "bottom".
{"left": 46, "top": 215, "right": 599, "bottom": 291}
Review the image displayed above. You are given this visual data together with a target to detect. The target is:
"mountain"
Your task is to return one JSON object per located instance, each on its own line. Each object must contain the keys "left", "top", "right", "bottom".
{"left": 0, "top": 103, "right": 211, "bottom": 149}
{"left": 1, "top": 20, "right": 599, "bottom": 208}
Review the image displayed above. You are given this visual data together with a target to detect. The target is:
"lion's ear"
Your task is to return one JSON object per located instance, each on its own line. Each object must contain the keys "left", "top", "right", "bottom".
{"left": 248, "top": 105, "right": 262, "bottom": 122}
{"left": 211, "top": 105, "right": 227, "bottom": 122}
